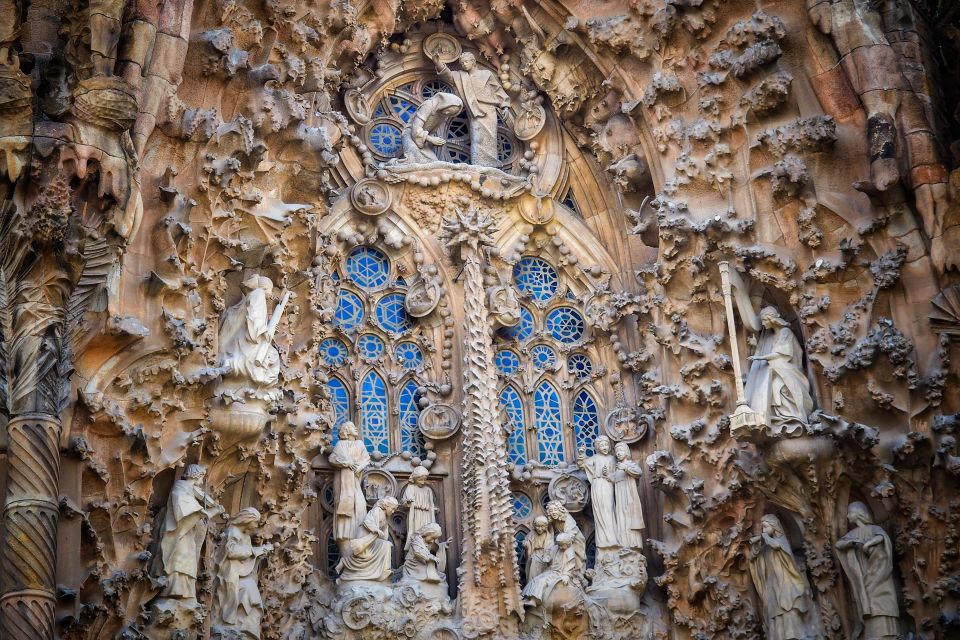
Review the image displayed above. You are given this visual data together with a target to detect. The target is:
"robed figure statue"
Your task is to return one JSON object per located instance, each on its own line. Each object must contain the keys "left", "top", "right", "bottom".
{"left": 212, "top": 508, "right": 273, "bottom": 638}
{"left": 836, "top": 502, "right": 901, "bottom": 640}
{"left": 433, "top": 51, "right": 509, "bottom": 167}
{"left": 218, "top": 275, "right": 288, "bottom": 388}
{"left": 329, "top": 421, "right": 371, "bottom": 544}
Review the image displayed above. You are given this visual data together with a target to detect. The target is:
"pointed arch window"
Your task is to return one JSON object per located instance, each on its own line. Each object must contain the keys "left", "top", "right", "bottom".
{"left": 328, "top": 376, "right": 350, "bottom": 444}
{"left": 534, "top": 382, "right": 564, "bottom": 466}
{"left": 500, "top": 384, "right": 527, "bottom": 465}
{"left": 360, "top": 371, "right": 389, "bottom": 456}
{"left": 399, "top": 379, "right": 426, "bottom": 458}
{"left": 572, "top": 390, "right": 600, "bottom": 456}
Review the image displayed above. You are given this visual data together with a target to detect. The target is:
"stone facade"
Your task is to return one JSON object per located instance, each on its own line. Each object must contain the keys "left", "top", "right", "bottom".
{"left": 0, "top": 1, "right": 959, "bottom": 639}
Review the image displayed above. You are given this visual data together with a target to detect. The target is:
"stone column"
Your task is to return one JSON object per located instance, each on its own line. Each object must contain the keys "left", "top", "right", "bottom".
{"left": 439, "top": 198, "right": 521, "bottom": 635}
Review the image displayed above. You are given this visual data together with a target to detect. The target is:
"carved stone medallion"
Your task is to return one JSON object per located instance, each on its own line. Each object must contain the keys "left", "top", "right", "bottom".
{"left": 548, "top": 473, "right": 590, "bottom": 512}
{"left": 418, "top": 403, "right": 461, "bottom": 440}
{"left": 362, "top": 468, "right": 398, "bottom": 502}
{"left": 344, "top": 89, "right": 372, "bottom": 125}
{"left": 405, "top": 277, "right": 442, "bottom": 317}
{"left": 515, "top": 102, "right": 547, "bottom": 141}
{"left": 603, "top": 406, "right": 650, "bottom": 443}
{"left": 431, "top": 627, "right": 460, "bottom": 640}
{"left": 341, "top": 593, "right": 378, "bottom": 630}
{"left": 423, "top": 32, "right": 461, "bottom": 63}
{"left": 517, "top": 193, "right": 555, "bottom": 225}
{"left": 351, "top": 178, "right": 392, "bottom": 215}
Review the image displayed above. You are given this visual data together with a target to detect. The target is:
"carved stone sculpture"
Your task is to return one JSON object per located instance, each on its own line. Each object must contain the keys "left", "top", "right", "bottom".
{"left": 337, "top": 496, "right": 398, "bottom": 583}
{"left": 159, "top": 464, "right": 222, "bottom": 599}
{"left": 402, "top": 466, "right": 438, "bottom": 551}
{"left": 613, "top": 442, "right": 645, "bottom": 549}
{"left": 577, "top": 435, "right": 618, "bottom": 548}
{"left": 433, "top": 52, "right": 509, "bottom": 167}
{"left": 521, "top": 501, "right": 586, "bottom": 607}
{"left": 212, "top": 508, "right": 273, "bottom": 639}
{"left": 329, "top": 421, "right": 371, "bottom": 544}
{"left": 523, "top": 516, "right": 554, "bottom": 583}
{"left": 748, "top": 515, "right": 817, "bottom": 640}
{"left": 399, "top": 92, "right": 463, "bottom": 164}
{"left": 218, "top": 275, "right": 287, "bottom": 389}
{"left": 401, "top": 522, "right": 450, "bottom": 599}
{"left": 836, "top": 503, "right": 900, "bottom": 639}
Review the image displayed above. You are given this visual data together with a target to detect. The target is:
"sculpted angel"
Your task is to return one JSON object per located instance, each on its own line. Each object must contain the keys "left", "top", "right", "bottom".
{"left": 219, "top": 275, "right": 288, "bottom": 388}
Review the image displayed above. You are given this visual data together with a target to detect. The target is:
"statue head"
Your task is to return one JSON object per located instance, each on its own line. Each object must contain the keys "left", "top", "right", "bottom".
{"left": 847, "top": 501, "right": 874, "bottom": 528}
{"left": 545, "top": 500, "right": 567, "bottom": 523}
{"left": 533, "top": 516, "right": 549, "bottom": 534}
{"left": 379, "top": 496, "right": 399, "bottom": 516}
{"left": 435, "top": 91, "right": 464, "bottom": 116}
{"left": 230, "top": 507, "right": 261, "bottom": 529}
{"left": 183, "top": 464, "right": 206, "bottom": 482}
{"left": 417, "top": 522, "right": 442, "bottom": 543}
{"left": 410, "top": 466, "right": 429, "bottom": 485}
{"left": 759, "top": 306, "right": 788, "bottom": 329}
{"left": 614, "top": 441, "right": 631, "bottom": 461}
{"left": 459, "top": 52, "right": 477, "bottom": 70}
{"left": 595, "top": 435, "right": 611, "bottom": 455}
{"left": 760, "top": 514, "right": 785, "bottom": 537}
{"left": 241, "top": 274, "right": 274, "bottom": 295}
{"left": 339, "top": 421, "right": 360, "bottom": 441}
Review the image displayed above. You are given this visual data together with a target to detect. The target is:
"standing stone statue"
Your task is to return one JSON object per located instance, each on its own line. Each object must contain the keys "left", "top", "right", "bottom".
{"left": 399, "top": 92, "right": 464, "bottom": 164}
{"left": 577, "top": 435, "right": 618, "bottom": 548}
{"left": 613, "top": 441, "right": 645, "bottom": 549}
{"left": 523, "top": 516, "right": 554, "bottom": 583}
{"left": 401, "top": 466, "right": 437, "bottom": 551}
{"left": 748, "top": 514, "right": 816, "bottom": 640}
{"left": 218, "top": 275, "right": 289, "bottom": 388}
{"left": 159, "top": 464, "right": 223, "bottom": 599}
{"left": 212, "top": 508, "right": 273, "bottom": 639}
{"left": 433, "top": 51, "right": 509, "bottom": 167}
{"left": 338, "top": 496, "right": 399, "bottom": 583}
{"left": 836, "top": 502, "right": 901, "bottom": 639}
{"left": 329, "top": 421, "right": 371, "bottom": 544}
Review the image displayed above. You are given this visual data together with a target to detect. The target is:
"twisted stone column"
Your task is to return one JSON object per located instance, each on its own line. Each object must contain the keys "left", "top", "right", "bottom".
{"left": 0, "top": 413, "right": 62, "bottom": 639}
{"left": 439, "top": 199, "right": 520, "bottom": 634}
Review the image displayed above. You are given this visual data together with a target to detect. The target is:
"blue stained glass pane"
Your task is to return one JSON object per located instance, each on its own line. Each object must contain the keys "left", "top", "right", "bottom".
{"left": 546, "top": 307, "right": 585, "bottom": 344}
{"left": 395, "top": 342, "right": 424, "bottom": 370}
{"left": 499, "top": 306, "right": 534, "bottom": 342}
{"left": 534, "top": 381, "right": 564, "bottom": 466}
{"left": 562, "top": 188, "right": 581, "bottom": 218}
{"left": 346, "top": 247, "right": 390, "bottom": 290}
{"left": 497, "top": 131, "right": 514, "bottom": 164}
{"left": 399, "top": 380, "right": 425, "bottom": 457}
{"left": 531, "top": 344, "right": 557, "bottom": 371}
{"left": 513, "top": 492, "right": 533, "bottom": 520}
{"left": 334, "top": 290, "right": 364, "bottom": 331}
{"left": 495, "top": 349, "right": 521, "bottom": 375}
{"left": 500, "top": 385, "right": 527, "bottom": 465}
{"left": 443, "top": 146, "right": 470, "bottom": 164}
{"left": 567, "top": 353, "right": 593, "bottom": 380}
{"left": 422, "top": 80, "right": 454, "bottom": 99}
{"left": 513, "top": 258, "right": 559, "bottom": 302}
{"left": 357, "top": 333, "right": 385, "bottom": 360}
{"left": 373, "top": 102, "right": 387, "bottom": 118}
{"left": 573, "top": 390, "right": 600, "bottom": 456}
{"left": 327, "top": 377, "right": 350, "bottom": 445}
{"left": 388, "top": 95, "right": 417, "bottom": 123}
{"left": 360, "top": 371, "right": 389, "bottom": 456}
{"left": 446, "top": 116, "right": 469, "bottom": 141}
{"left": 515, "top": 530, "right": 528, "bottom": 585}
{"left": 370, "top": 122, "right": 402, "bottom": 156}
{"left": 375, "top": 293, "right": 413, "bottom": 334}
{"left": 320, "top": 337, "right": 348, "bottom": 367}
{"left": 326, "top": 528, "right": 341, "bottom": 579}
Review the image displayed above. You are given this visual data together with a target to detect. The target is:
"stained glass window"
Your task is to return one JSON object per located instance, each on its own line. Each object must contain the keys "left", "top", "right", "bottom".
{"left": 388, "top": 96, "right": 416, "bottom": 123}
{"left": 326, "top": 528, "right": 341, "bottom": 578}
{"left": 534, "top": 381, "right": 564, "bottom": 466}
{"left": 334, "top": 290, "right": 364, "bottom": 332}
{"left": 567, "top": 353, "right": 593, "bottom": 380}
{"left": 395, "top": 342, "right": 424, "bottom": 370}
{"left": 546, "top": 307, "right": 585, "bottom": 343}
{"left": 573, "top": 390, "right": 600, "bottom": 456}
{"left": 500, "top": 306, "right": 534, "bottom": 342}
{"left": 562, "top": 188, "right": 581, "bottom": 218}
{"left": 375, "top": 293, "right": 413, "bottom": 334}
{"left": 360, "top": 370, "right": 389, "bottom": 456}
{"left": 513, "top": 257, "right": 559, "bottom": 302}
{"left": 399, "top": 380, "right": 425, "bottom": 457}
{"left": 498, "top": 132, "right": 514, "bottom": 164}
{"left": 515, "top": 530, "right": 528, "bottom": 585}
{"left": 513, "top": 492, "right": 533, "bottom": 520}
{"left": 327, "top": 376, "right": 350, "bottom": 444}
{"left": 369, "top": 122, "right": 402, "bottom": 156}
{"left": 531, "top": 344, "right": 557, "bottom": 371}
{"left": 346, "top": 247, "right": 390, "bottom": 290}
{"left": 320, "top": 337, "right": 348, "bottom": 367}
{"left": 421, "top": 80, "right": 454, "bottom": 99}
{"left": 357, "top": 334, "right": 385, "bottom": 360}
{"left": 500, "top": 385, "right": 527, "bottom": 465}
{"left": 495, "top": 349, "right": 521, "bottom": 376}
